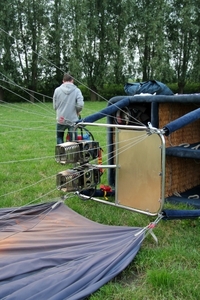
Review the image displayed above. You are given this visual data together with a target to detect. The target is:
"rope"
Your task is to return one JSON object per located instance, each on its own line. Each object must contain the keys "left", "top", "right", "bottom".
{"left": 0, "top": 26, "right": 161, "bottom": 233}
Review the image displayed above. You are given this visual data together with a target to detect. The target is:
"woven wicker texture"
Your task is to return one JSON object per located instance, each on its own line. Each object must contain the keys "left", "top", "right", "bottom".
{"left": 159, "top": 103, "right": 200, "bottom": 196}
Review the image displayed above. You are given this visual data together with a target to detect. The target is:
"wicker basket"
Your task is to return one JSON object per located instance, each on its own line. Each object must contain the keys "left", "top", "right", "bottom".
{"left": 159, "top": 103, "right": 200, "bottom": 196}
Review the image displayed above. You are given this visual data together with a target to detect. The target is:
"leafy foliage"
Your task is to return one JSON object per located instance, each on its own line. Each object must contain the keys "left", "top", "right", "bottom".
{"left": 1, "top": 0, "right": 200, "bottom": 98}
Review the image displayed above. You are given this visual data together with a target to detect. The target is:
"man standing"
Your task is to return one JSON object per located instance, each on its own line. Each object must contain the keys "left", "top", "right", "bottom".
{"left": 53, "top": 73, "right": 84, "bottom": 144}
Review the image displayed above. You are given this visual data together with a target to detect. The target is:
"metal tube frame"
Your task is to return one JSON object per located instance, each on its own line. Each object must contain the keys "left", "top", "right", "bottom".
{"left": 75, "top": 122, "right": 166, "bottom": 216}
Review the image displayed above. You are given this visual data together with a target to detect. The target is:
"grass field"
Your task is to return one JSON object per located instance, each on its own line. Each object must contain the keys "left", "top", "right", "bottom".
{"left": 0, "top": 101, "right": 200, "bottom": 299}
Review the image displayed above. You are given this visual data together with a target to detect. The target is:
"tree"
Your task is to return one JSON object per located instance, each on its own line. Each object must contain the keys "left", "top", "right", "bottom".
{"left": 9, "top": 0, "right": 49, "bottom": 101}
{"left": 166, "top": 0, "right": 197, "bottom": 93}
{"left": 67, "top": 0, "right": 88, "bottom": 83}
{"left": 105, "top": 0, "right": 133, "bottom": 84}
{"left": 128, "top": 0, "right": 172, "bottom": 82}
{"left": 45, "top": 0, "right": 73, "bottom": 89}
{"left": 1, "top": 0, "right": 200, "bottom": 100}
{"left": 77, "top": 0, "right": 109, "bottom": 100}
{"left": 68, "top": 0, "right": 134, "bottom": 100}
{"left": 188, "top": 3, "right": 200, "bottom": 83}
{"left": 0, "top": 1, "right": 21, "bottom": 101}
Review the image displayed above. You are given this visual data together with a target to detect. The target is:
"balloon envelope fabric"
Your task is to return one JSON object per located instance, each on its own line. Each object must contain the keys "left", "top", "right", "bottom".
{"left": 0, "top": 201, "right": 144, "bottom": 300}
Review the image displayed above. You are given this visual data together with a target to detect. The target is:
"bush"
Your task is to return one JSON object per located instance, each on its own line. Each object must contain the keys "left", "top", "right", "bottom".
{"left": 79, "top": 85, "right": 90, "bottom": 101}
{"left": 79, "top": 84, "right": 125, "bottom": 102}
{"left": 167, "top": 82, "right": 200, "bottom": 94}
{"left": 183, "top": 83, "right": 200, "bottom": 94}
{"left": 2, "top": 82, "right": 200, "bottom": 103}
{"left": 98, "top": 84, "right": 125, "bottom": 101}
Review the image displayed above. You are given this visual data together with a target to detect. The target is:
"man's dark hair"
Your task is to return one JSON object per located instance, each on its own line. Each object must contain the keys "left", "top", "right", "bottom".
{"left": 63, "top": 73, "right": 73, "bottom": 82}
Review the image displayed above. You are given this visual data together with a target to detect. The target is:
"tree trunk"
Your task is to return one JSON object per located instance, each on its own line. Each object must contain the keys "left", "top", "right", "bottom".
{"left": 90, "top": 85, "right": 98, "bottom": 101}
{"left": 178, "top": 81, "right": 186, "bottom": 94}
{"left": 0, "top": 87, "right": 4, "bottom": 102}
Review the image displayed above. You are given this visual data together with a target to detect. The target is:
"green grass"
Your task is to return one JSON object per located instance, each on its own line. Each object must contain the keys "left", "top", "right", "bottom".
{"left": 0, "top": 101, "right": 200, "bottom": 299}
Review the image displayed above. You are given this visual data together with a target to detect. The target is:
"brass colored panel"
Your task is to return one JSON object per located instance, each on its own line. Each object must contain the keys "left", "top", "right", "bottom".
{"left": 116, "top": 129, "right": 162, "bottom": 214}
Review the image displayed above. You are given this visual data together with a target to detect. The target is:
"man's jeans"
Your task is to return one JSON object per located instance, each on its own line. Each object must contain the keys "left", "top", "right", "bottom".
{"left": 56, "top": 123, "right": 77, "bottom": 144}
